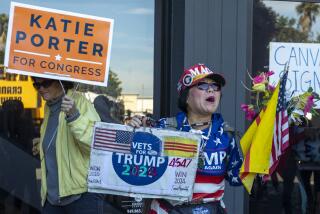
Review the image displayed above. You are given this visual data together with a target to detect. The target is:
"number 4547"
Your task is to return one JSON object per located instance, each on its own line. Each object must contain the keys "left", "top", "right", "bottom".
{"left": 168, "top": 158, "right": 192, "bottom": 168}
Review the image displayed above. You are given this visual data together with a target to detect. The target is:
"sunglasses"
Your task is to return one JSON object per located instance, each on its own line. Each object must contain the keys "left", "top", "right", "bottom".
{"left": 33, "top": 80, "right": 54, "bottom": 90}
{"left": 196, "top": 82, "right": 221, "bottom": 92}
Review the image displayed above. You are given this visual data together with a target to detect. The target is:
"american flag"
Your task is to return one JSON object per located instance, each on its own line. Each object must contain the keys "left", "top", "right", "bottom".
{"left": 268, "top": 70, "right": 290, "bottom": 175}
{"left": 93, "top": 128, "right": 133, "bottom": 153}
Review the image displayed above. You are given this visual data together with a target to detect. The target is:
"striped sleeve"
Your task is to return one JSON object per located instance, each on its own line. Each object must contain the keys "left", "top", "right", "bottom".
{"left": 149, "top": 200, "right": 169, "bottom": 214}
{"left": 192, "top": 174, "right": 225, "bottom": 201}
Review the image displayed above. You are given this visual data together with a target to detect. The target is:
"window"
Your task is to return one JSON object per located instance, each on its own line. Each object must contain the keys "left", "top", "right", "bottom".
{"left": 252, "top": 1, "right": 320, "bottom": 214}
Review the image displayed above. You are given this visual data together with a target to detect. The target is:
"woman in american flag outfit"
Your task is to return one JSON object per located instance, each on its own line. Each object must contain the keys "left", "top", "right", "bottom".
{"left": 129, "top": 63, "right": 243, "bottom": 214}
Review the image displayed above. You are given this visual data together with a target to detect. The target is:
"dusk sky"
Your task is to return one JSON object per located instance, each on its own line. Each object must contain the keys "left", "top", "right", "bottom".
{"left": 0, "top": 0, "right": 154, "bottom": 96}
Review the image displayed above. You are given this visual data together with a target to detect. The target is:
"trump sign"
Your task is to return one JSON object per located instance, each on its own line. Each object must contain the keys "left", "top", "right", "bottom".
{"left": 88, "top": 122, "right": 202, "bottom": 202}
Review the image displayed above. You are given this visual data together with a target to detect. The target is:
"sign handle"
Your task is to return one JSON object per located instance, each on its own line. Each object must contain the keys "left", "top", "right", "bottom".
{"left": 58, "top": 81, "right": 80, "bottom": 97}
{"left": 59, "top": 80, "right": 66, "bottom": 95}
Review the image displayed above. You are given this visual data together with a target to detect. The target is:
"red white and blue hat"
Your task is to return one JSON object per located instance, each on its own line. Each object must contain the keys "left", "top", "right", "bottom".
{"left": 177, "top": 63, "right": 226, "bottom": 94}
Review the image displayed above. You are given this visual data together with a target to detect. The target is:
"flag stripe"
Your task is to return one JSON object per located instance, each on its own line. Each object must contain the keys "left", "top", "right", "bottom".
{"left": 164, "top": 142, "right": 197, "bottom": 148}
{"left": 96, "top": 133, "right": 116, "bottom": 138}
{"left": 94, "top": 139, "right": 129, "bottom": 145}
{"left": 95, "top": 128, "right": 116, "bottom": 132}
{"left": 268, "top": 71, "right": 289, "bottom": 176}
{"left": 255, "top": 115, "right": 261, "bottom": 125}
{"left": 93, "top": 146, "right": 130, "bottom": 153}
{"left": 95, "top": 130, "right": 116, "bottom": 134}
{"left": 244, "top": 148, "right": 251, "bottom": 172}
{"left": 164, "top": 144, "right": 197, "bottom": 149}
{"left": 195, "top": 174, "right": 224, "bottom": 183}
{"left": 164, "top": 147, "right": 196, "bottom": 152}
{"left": 95, "top": 136, "right": 116, "bottom": 142}
{"left": 93, "top": 127, "right": 133, "bottom": 153}
{"left": 163, "top": 137, "right": 198, "bottom": 158}
{"left": 240, "top": 172, "right": 249, "bottom": 180}
{"left": 94, "top": 142, "right": 130, "bottom": 149}
{"left": 94, "top": 144, "right": 130, "bottom": 151}
{"left": 192, "top": 191, "right": 224, "bottom": 200}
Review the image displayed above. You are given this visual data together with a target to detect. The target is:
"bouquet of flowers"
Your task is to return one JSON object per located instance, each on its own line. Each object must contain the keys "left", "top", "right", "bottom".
{"left": 241, "top": 70, "right": 319, "bottom": 125}
{"left": 287, "top": 87, "right": 319, "bottom": 125}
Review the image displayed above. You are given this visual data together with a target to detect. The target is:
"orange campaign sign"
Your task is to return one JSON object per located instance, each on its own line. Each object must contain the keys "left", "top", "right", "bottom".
{"left": 4, "top": 2, "right": 114, "bottom": 86}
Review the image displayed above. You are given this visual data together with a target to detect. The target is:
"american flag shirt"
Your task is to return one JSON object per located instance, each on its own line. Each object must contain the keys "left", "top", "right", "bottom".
{"left": 153, "top": 112, "right": 243, "bottom": 209}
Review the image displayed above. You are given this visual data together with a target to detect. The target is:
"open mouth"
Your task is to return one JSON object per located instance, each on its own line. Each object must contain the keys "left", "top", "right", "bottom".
{"left": 206, "top": 96, "right": 215, "bottom": 102}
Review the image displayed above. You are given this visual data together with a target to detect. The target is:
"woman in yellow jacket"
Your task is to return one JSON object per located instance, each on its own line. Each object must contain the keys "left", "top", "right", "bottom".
{"left": 32, "top": 77, "right": 118, "bottom": 214}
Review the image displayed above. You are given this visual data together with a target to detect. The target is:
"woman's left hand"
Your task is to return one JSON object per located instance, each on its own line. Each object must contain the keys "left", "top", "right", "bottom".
{"left": 127, "top": 115, "right": 148, "bottom": 128}
{"left": 61, "top": 95, "right": 77, "bottom": 116}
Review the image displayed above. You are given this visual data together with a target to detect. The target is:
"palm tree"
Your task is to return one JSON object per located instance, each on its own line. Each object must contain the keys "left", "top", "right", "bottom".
{"left": 275, "top": 16, "right": 308, "bottom": 43}
{"left": 296, "top": 3, "right": 320, "bottom": 34}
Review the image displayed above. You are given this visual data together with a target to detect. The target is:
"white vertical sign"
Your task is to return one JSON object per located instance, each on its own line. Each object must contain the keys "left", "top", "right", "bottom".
{"left": 269, "top": 42, "right": 320, "bottom": 107}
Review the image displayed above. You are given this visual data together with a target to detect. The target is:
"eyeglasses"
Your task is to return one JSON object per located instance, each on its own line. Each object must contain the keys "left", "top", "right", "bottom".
{"left": 196, "top": 82, "right": 221, "bottom": 92}
{"left": 33, "top": 80, "right": 54, "bottom": 90}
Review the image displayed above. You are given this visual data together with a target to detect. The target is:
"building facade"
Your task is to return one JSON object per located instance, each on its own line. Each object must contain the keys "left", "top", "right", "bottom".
{"left": 120, "top": 94, "right": 153, "bottom": 116}
{"left": 153, "top": 1, "right": 251, "bottom": 213}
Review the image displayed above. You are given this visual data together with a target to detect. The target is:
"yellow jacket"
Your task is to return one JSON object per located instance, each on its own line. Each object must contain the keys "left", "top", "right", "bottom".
{"left": 39, "top": 90, "right": 100, "bottom": 205}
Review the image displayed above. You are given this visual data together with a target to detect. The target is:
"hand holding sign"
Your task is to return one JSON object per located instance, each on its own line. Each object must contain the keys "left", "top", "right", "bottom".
{"left": 127, "top": 115, "right": 148, "bottom": 128}
{"left": 61, "top": 95, "right": 77, "bottom": 117}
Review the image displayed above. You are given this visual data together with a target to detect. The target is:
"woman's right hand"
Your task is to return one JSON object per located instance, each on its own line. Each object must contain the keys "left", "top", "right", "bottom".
{"left": 127, "top": 115, "right": 148, "bottom": 128}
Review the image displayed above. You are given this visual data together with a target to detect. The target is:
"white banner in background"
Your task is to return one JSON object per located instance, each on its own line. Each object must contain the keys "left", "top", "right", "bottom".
{"left": 269, "top": 42, "right": 320, "bottom": 108}
{"left": 88, "top": 122, "right": 201, "bottom": 202}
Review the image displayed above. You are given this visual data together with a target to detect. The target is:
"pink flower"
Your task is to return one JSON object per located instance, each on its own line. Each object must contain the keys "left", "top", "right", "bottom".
{"left": 252, "top": 71, "right": 274, "bottom": 85}
{"left": 266, "top": 71, "right": 274, "bottom": 77}
{"left": 304, "top": 95, "right": 314, "bottom": 114}
{"left": 253, "top": 74, "right": 266, "bottom": 84}
{"left": 241, "top": 104, "right": 256, "bottom": 121}
{"left": 241, "top": 104, "right": 249, "bottom": 111}
{"left": 246, "top": 110, "right": 256, "bottom": 121}
{"left": 267, "top": 84, "right": 275, "bottom": 92}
